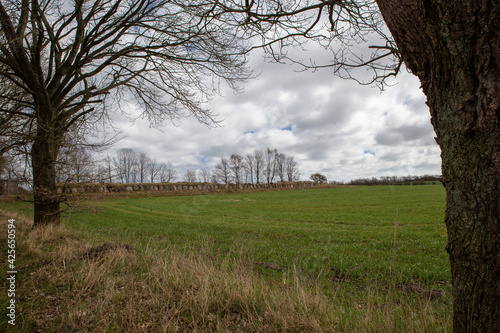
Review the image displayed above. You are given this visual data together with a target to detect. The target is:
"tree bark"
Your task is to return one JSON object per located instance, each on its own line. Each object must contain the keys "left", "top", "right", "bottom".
{"left": 32, "top": 109, "right": 62, "bottom": 227}
{"left": 376, "top": 0, "right": 500, "bottom": 331}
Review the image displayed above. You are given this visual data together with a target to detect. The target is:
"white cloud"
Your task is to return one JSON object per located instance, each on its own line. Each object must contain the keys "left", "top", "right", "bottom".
{"left": 105, "top": 49, "right": 441, "bottom": 183}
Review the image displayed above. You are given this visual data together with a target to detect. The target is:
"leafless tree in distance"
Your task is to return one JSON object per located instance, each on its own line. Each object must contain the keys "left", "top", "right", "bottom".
{"left": 215, "top": 157, "right": 230, "bottom": 184}
{"left": 244, "top": 153, "right": 255, "bottom": 184}
{"left": 159, "top": 161, "right": 176, "bottom": 183}
{"left": 183, "top": 169, "right": 197, "bottom": 183}
{"left": 285, "top": 155, "right": 300, "bottom": 182}
{"left": 199, "top": 168, "right": 211, "bottom": 183}
{"left": 113, "top": 148, "right": 138, "bottom": 184}
{"left": 252, "top": 149, "right": 265, "bottom": 185}
{"left": 264, "top": 148, "right": 278, "bottom": 184}
{"left": 137, "top": 152, "right": 150, "bottom": 184}
{"left": 229, "top": 153, "right": 244, "bottom": 184}
{"left": 148, "top": 159, "right": 160, "bottom": 183}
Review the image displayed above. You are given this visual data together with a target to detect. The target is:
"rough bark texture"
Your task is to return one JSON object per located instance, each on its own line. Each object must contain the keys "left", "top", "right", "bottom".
{"left": 32, "top": 109, "right": 62, "bottom": 227}
{"left": 376, "top": 1, "right": 500, "bottom": 331}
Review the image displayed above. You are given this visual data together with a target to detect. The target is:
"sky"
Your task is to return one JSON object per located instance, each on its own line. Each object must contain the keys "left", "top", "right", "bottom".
{"left": 108, "top": 49, "right": 442, "bottom": 183}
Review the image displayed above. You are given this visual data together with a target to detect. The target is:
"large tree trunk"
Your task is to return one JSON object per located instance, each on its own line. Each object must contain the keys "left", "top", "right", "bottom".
{"left": 376, "top": 1, "right": 500, "bottom": 331}
{"left": 32, "top": 111, "right": 62, "bottom": 227}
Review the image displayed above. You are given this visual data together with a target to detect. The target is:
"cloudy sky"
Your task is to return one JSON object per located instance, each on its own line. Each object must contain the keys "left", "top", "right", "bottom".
{"left": 109, "top": 49, "right": 441, "bottom": 183}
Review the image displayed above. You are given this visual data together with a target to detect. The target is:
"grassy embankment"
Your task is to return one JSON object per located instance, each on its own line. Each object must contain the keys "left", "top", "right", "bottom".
{"left": 1, "top": 185, "right": 452, "bottom": 332}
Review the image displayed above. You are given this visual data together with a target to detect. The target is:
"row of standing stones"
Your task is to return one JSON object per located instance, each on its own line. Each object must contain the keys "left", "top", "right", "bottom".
{"left": 57, "top": 182, "right": 316, "bottom": 194}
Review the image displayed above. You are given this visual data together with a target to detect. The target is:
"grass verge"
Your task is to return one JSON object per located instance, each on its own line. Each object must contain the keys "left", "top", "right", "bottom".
{"left": 0, "top": 205, "right": 451, "bottom": 332}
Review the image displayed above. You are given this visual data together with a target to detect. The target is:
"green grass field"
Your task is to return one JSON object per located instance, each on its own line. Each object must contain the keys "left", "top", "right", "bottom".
{"left": 1, "top": 185, "right": 452, "bottom": 332}
{"left": 65, "top": 185, "right": 449, "bottom": 283}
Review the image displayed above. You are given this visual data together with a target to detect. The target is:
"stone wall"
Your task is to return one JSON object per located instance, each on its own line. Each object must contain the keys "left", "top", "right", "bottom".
{"left": 57, "top": 182, "right": 316, "bottom": 194}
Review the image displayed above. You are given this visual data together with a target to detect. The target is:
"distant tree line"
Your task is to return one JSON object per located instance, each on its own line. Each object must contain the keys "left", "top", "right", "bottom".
{"left": 1, "top": 145, "right": 440, "bottom": 188}
{"left": 331, "top": 175, "right": 442, "bottom": 186}
{"left": 0, "top": 146, "right": 301, "bottom": 186}
{"left": 213, "top": 148, "right": 300, "bottom": 185}
{"left": 106, "top": 147, "right": 301, "bottom": 185}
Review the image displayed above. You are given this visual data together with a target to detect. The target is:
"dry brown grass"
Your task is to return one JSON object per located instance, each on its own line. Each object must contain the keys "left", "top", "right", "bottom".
{"left": 0, "top": 209, "right": 451, "bottom": 332}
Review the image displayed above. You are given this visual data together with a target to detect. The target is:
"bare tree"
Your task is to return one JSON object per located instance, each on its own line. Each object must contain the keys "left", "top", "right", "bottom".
{"left": 199, "top": 169, "right": 211, "bottom": 183}
{"left": 94, "top": 164, "right": 107, "bottom": 183}
{"left": 183, "top": 169, "right": 197, "bottom": 183}
{"left": 214, "top": 157, "right": 230, "bottom": 184}
{"left": 56, "top": 135, "right": 95, "bottom": 184}
{"left": 0, "top": 0, "right": 252, "bottom": 225}
{"left": 1, "top": 150, "right": 31, "bottom": 186}
{"left": 0, "top": 67, "right": 33, "bottom": 157}
{"left": 148, "top": 159, "right": 160, "bottom": 183}
{"left": 264, "top": 148, "right": 278, "bottom": 185}
{"left": 244, "top": 153, "right": 255, "bottom": 184}
{"left": 210, "top": 171, "right": 218, "bottom": 184}
{"left": 113, "top": 148, "right": 138, "bottom": 184}
{"left": 137, "top": 152, "right": 150, "bottom": 184}
{"left": 57, "top": 146, "right": 94, "bottom": 184}
{"left": 159, "top": 162, "right": 176, "bottom": 183}
{"left": 102, "top": 155, "right": 115, "bottom": 183}
{"left": 285, "top": 155, "right": 300, "bottom": 182}
{"left": 0, "top": 152, "right": 17, "bottom": 180}
{"left": 252, "top": 149, "right": 265, "bottom": 185}
{"left": 275, "top": 152, "right": 286, "bottom": 182}
{"left": 229, "top": 153, "right": 244, "bottom": 184}
{"left": 0, "top": 154, "right": 6, "bottom": 177}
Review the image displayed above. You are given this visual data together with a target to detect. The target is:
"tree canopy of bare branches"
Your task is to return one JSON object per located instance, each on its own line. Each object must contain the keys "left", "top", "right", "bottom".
{"left": 0, "top": 0, "right": 254, "bottom": 225}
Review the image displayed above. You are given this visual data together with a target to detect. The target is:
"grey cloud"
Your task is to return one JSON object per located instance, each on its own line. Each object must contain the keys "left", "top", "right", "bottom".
{"left": 375, "top": 132, "right": 402, "bottom": 146}
{"left": 380, "top": 152, "right": 403, "bottom": 162}
{"left": 375, "top": 123, "right": 435, "bottom": 146}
